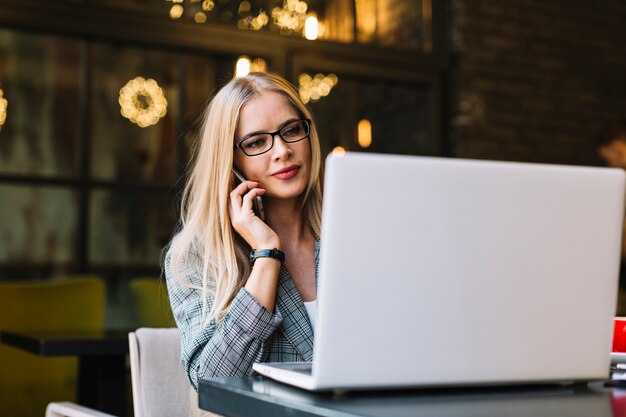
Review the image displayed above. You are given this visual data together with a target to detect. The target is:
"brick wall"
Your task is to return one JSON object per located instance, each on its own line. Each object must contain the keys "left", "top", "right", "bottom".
{"left": 449, "top": 0, "right": 626, "bottom": 165}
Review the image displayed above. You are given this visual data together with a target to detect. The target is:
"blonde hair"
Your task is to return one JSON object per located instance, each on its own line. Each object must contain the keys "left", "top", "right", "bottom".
{"left": 168, "top": 72, "right": 323, "bottom": 323}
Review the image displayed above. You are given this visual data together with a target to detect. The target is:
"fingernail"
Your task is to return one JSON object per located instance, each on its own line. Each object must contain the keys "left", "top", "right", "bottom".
{"left": 250, "top": 179, "right": 260, "bottom": 182}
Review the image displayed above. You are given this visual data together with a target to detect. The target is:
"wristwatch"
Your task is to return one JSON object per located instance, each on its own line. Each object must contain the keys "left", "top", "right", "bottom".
{"left": 250, "top": 248, "right": 285, "bottom": 265}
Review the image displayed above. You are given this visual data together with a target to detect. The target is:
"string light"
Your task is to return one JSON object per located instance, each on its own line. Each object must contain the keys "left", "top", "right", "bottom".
{"left": 119, "top": 77, "right": 168, "bottom": 128}
{"left": 165, "top": 0, "right": 323, "bottom": 38}
{"left": 298, "top": 73, "right": 338, "bottom": 104}
{"left": 169, "top": 4, "right": 184, "bottom": 19}
{"left": 194, "top": 12, "right": 207, "bottom": 23}
{"left": 272, "top": 0, "right": 308, "bottom": 32}
{"left": 238, "top": 10, "right": 269, "bottom": 30}
{"left": 238, "top": 1, "right": 252, "bottom": 14}
{"left": 167, "top": 0, "right": 215, "bottom": 22}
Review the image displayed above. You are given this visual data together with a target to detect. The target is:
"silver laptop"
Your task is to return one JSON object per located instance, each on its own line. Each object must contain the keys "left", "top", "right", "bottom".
{"left": 253, "top": 153, "right": 625, "bottom": 391}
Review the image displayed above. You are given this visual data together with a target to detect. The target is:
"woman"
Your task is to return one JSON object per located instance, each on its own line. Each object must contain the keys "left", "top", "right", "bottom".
{"left": 164, "top": 72, "right": 323, "bottom": 390}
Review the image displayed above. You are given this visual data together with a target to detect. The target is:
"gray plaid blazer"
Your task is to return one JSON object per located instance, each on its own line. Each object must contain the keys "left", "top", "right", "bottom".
{"left": 164, "top": 237, "right": 319, "bottom": 390}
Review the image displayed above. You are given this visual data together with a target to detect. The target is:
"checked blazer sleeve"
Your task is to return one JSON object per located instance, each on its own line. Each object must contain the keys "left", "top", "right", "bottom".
{"left": 164, "top": 247, "right": 283, "bottom": 390}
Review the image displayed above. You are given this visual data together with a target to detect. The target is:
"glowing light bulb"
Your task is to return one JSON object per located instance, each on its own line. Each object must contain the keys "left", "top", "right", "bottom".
{"left": 358, "top": 119, "right": 372, "bottom": 148}
{"left": 304, "top": 15, "right": 318, "bottom": 40}
{"left": 235, "top": 56, "right": 251, "bottom": 78}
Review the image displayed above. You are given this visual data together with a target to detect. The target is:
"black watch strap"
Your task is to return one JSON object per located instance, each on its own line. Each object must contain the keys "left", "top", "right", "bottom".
{"left": 250, "top": 248, "right": 285, "bottom": 265}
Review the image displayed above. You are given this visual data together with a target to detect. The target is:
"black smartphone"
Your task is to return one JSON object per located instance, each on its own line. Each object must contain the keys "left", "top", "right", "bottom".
{"left": 232, "top": 168, "right": 265, "bottom": 221}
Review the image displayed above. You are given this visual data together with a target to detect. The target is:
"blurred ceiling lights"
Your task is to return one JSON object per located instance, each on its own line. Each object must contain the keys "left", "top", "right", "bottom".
{"left": 0, "top": 88, "right": 7, "bottom": 128}
{"left": 298, "top": 73, "right": 338, "bottom": 104}
{"left": 238, "top": 10, "right": 269, "bottom": 30}
{"left": 272, "top": 0, "right": 307, "bottom": 32}
{"left": 235, "top": 56, "right": 267, "bottom": 78}
{"left": 119, "top": 77, "right": 168, "bottom": 128}
{"left": 167, "top": 0, "right": 323, "bottom": 40}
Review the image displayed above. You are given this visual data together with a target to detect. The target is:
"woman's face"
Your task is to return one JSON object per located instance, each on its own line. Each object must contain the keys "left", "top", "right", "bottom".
{"left": 233, "top": 90, "right": 311, "bottom": 202}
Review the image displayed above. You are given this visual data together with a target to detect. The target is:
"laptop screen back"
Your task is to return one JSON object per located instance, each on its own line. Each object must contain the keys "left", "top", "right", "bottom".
{"left": 314, "top": 153, "right": 624, "bottom": 389}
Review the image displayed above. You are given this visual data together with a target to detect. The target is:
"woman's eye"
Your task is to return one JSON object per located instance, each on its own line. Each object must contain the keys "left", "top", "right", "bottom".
{"left": 283, "top": 126, "right": 301, "bottom": 137}
{"left": 244, "top": 137, "right": 267, "bottom": 149}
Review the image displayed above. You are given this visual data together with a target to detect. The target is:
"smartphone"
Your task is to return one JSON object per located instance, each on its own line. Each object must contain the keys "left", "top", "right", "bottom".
{"left": 232, "top": 168, "right": 265, "bottom": 221}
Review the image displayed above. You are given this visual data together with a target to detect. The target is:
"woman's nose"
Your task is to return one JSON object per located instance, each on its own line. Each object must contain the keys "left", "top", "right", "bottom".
{"left": 271, "top": 134, "right": 292, "bottom": 158}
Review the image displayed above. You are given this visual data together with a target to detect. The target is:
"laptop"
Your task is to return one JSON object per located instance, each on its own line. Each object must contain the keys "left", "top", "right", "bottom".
{"left": 253, "top": 153, "right": 625, "bottom": 391}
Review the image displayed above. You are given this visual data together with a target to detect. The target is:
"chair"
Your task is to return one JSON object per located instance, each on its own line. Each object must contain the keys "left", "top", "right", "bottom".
{"left": 0, "top": 277, "right": 105, "bottom": 417}
{"left": 130, "top": 278, "right": 175, "bottom": 328}
{"left": 45, "top": 328, "right": 193, "bottom": 417}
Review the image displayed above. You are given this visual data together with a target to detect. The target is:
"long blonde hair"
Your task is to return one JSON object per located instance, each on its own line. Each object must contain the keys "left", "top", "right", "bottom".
{"left": 168, "top": 72, "right": 323, "bottom": 324}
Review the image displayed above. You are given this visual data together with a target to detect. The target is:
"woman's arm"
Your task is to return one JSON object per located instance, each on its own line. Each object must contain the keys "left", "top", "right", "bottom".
{"left": 229, "top": 179, "right": 283, "bottom": 312}
{"left": 164, "top": 250, "right": 283, "bottom": 390}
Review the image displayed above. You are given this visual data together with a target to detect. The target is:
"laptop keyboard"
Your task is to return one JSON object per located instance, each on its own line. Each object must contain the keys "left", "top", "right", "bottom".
{"left": 270, "top": 362, "right": 313, "bottom": 375}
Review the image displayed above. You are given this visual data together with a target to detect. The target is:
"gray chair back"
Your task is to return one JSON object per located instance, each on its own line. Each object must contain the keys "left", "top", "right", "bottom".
{"left": 129, "top": 328, "right": 191, "bottom": 417}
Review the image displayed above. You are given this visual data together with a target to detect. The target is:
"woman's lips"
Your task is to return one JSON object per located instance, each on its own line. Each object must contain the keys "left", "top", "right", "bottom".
{"left": 272, "top": 166, "right": 300, "bottom": 179}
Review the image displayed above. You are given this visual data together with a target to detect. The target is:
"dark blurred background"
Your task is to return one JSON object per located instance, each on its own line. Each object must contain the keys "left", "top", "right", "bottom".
{"left": 0, "top": 0, "right": 625, "bottom": 328}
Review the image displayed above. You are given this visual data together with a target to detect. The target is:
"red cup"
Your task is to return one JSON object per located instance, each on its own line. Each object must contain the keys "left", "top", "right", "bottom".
{"left": 613, "top": 317, "right": 626, "bottom": 353}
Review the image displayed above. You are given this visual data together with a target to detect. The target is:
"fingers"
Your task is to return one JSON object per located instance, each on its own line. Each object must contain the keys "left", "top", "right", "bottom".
{"left": 227, "top": 180, "right": 277, "bottom": 249}
{"left": 229, "top": 180, "right": 258, "bottom": 209}
{"left": 232, "top": 179, "right": 260, "bottom": 194}
{"left": 229, "top": 180, "right": 265, "bottom": 219}
{"left": 241, "top": 187, "right": 266, "bottom": 216}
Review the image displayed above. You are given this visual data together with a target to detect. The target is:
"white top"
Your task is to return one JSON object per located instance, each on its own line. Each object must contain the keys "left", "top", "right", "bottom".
{"left": 303, "top": 300, "right": 317, "bottom": 331}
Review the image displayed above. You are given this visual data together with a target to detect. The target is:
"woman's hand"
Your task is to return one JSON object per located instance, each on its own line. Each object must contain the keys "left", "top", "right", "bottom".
{"left": 229, "top": 180, "right": 281, "bottom": 250}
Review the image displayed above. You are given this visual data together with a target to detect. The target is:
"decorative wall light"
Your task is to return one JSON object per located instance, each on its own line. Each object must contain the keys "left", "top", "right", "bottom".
{"left": 119, "top": 77, "right": 168, "bottom": 128}
{"left": 0, "top": 88, "right": 7, "bottom": 128}
{"left": 298, "top": 73, "right": 338, "bottom": 104}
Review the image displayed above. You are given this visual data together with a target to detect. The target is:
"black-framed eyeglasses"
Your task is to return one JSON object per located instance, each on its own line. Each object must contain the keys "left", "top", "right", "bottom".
{"left": 234, "top": 119, "right": 311, "bottom": 157}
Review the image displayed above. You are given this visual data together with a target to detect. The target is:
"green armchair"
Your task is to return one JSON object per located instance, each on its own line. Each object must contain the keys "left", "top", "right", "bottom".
{"left": 0, "top": 276, "right": 105, "bottom": 417}
{"left": 130, "top": 278, "right": 175, "bottom": 328}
